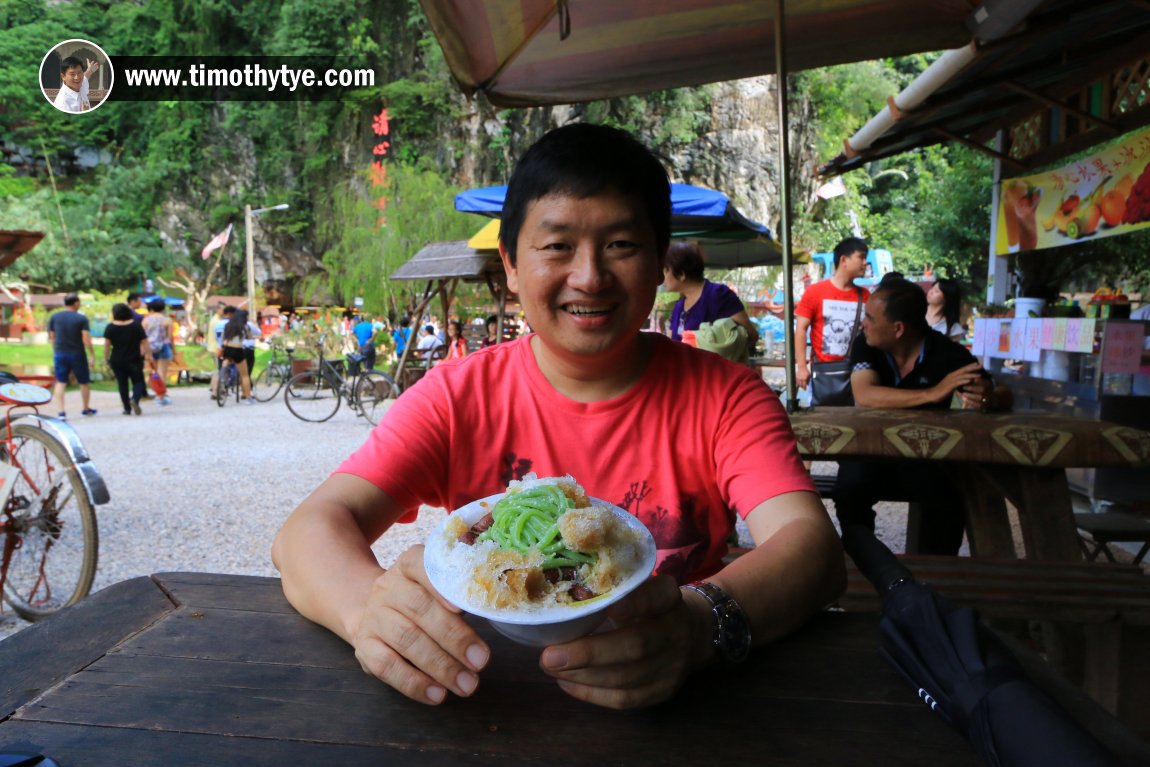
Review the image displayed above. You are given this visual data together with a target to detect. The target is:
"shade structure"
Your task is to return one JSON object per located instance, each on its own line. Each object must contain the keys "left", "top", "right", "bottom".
{"left": 390, "top": 240, "right": 502, "bottom": 283}
{"left": 455, "top": 183, "right": 780, "bottom": 268}
{"left": 419, "top": 0, "right": 973, "bottom": 108}
{"left": 421, "top": 0, "right": 988, "bottom": 407}
{"left": 0, "top": 230, "right": 45, "bottom": 271}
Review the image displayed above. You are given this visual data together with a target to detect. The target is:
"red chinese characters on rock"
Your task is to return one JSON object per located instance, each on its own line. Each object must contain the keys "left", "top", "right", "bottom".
{"left": 371, "top": 107, "right": 391, "bottom": 226}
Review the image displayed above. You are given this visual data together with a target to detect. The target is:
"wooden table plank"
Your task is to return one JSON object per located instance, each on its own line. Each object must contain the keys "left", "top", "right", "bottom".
{"left": 0, "top": 576, "right": 174, "bottom": 718}
{"left": 6, "top": 601, "right": 980, "bottom": 766}
{"left": 0, "top": 720, "right": 517, "bottom": 767}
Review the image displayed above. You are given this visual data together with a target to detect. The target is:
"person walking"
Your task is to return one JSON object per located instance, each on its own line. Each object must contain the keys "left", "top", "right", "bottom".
{"left": 103, "top": 303, "right": 152, "bottom": 415}
{"left": 47, "top": 293, "right": 97, "bottom": 419}
{"left": 353, "top": 314, "right": 378, "bottom": 370}
{"left": 794, "top": 237, "right": 869, "bottom": 405}
{"left": 142, "top": 299, "right": 174, "bottom": 405}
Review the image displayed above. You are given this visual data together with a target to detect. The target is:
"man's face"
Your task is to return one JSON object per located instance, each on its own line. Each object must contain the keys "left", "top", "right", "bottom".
{"left": 128, "top": 298, "right": 141, "bottom": 309}
{"left": 61, "top": 65, "right": 84, "bottom": 92}
{"left": 838, "top": 249, "right": 868, "bottom": 280}
{"left": 501, "top": 190, "right": 663, "bottom": 360}
{"left": 861, "top": 293, "right": 898, "bottom": 351}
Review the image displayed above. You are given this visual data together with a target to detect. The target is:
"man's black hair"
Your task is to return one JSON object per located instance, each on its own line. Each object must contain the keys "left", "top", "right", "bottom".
{"left": 59, "top": 56, "right": 84, "bottom": 75}
{"left": 222, "top": 304, "right": 236, "bottom": 316}
{"left": 147, "top": 298, "right": 166, "bottom": 313}
{"left": 64, "top": 293, "right": 80, "bottom": 307}
{"left": 111, "top": 303, "right": 133, "bottom": 321}
{"left": 500, "top": 123, "right": 670, "bottom": 265}
{"left": 873, "top": 278, "right": 929, "bottom": 334}
{"left": 127, "top": 292, "right": 141, "bottom": 303}
{"left": 832, "top": 236, "right": 868, "bottom": 269}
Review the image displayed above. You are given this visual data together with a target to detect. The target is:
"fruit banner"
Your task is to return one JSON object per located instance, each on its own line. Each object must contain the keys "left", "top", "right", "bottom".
{"left": 993, "top": 124, "right": 1150, "bottom": 255}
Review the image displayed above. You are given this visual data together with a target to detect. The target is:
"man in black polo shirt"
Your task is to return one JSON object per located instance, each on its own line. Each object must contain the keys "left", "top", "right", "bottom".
{"left": 831, "top": 278, "right": 1004, "bottom": 555}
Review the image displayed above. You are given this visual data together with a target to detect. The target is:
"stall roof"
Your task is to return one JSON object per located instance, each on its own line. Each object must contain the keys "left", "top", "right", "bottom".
{"left": 390, "top": 241, "right": 503, "bottom": 282}
{"left": 0, "top": 230, "right": 45, "bottom": 271}
{"left": 820, "top": 0, "right": 1150, "bottom": 175}
{"left": 419, "top": 0, "right": 974, "bottom": 107}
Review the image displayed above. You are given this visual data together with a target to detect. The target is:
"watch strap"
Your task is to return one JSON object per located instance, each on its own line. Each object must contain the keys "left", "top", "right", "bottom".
{"left": 683, "top": 580, "right": 751, "bottom": 664}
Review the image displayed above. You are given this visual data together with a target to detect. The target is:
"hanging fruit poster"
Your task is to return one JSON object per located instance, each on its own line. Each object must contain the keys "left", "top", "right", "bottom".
{"left": 993, "top": 125, "right": 1150, "bottom": 255}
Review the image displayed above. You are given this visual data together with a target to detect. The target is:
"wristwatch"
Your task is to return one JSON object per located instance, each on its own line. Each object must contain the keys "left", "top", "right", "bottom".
{"left": 682, "top": 580, "right": 751, "bottom": 663}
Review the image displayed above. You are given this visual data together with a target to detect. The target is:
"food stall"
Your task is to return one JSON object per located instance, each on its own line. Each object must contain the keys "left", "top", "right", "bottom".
{"left": 972, "top": 311, "right": 1150, "bottom": 504}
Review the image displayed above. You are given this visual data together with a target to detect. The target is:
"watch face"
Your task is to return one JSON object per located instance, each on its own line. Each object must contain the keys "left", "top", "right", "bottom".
{"left": 718, "top": 603, "right": 751, "bottom": 662}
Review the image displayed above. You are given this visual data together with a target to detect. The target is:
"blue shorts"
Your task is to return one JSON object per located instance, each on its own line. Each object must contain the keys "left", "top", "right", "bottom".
{"left": 54, "top": 351, "right": 91, "bottom": 385}
{"left": 151, "top": 343, "right": 173, "bottom": 361}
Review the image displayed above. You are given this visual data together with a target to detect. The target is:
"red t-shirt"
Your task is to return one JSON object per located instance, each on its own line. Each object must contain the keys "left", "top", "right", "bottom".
{"left": 336, "top": 334, "right": 814, "bottom": 583}
{"left": 795, "top": 280, "right": 867, "bottom": 362}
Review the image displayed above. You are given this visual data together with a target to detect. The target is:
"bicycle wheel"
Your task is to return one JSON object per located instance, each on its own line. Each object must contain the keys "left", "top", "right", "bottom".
{"left": 2, "top": 422, "right": 98, "bottom": 620}
{"left": 252, "top": 364, "right": 286, "bottom": 402}
{"left": 355, "top": 371, "right": 396, "bottom": 426}
{"left": 284, "top": 370, "right": 342, "bottom": 422}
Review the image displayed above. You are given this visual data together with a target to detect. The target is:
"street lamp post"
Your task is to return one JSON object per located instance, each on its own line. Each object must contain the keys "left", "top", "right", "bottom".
{"left": 245, "top": 203, "right": 290, "bottom": 313}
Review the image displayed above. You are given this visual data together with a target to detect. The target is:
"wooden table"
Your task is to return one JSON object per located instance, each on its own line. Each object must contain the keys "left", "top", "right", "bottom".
{"left": 790, "top": 408, "right": 1150, "bottom": 561}
{"left": 0, "top": 572, "right": 1007, "bottom": 766}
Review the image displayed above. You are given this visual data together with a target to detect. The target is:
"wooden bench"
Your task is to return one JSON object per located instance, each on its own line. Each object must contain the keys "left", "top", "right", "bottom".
{"left": 1076, "top": 507, "right": 1150, "bottom": 565}
{"left": 836, "top": 554, "right": 1150, "bottom": 739}
{"left": 168, "top": 347, "right": 192, "bottom": 385}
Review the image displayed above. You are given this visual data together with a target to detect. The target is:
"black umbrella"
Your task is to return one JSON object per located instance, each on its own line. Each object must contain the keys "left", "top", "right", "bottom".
{"left": 839, "top": 525, "right": 1120, "bottom": 767}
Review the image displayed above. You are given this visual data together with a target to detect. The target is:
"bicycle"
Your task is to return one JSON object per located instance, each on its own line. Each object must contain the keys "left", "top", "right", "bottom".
{"left": 252, "top": 340, "right": 296, "bottom": 402}
{"left": 0, "top": 380, "right": 109, "bottom": 621}
{"left": 283, "top": 337, "right": 398, "bottom": 425}
{"left": 215, "top": 359, "right": 242, "bottom": 407}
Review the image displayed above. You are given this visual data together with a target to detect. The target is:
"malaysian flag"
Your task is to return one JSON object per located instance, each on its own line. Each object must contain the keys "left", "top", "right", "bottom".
{"left": 201, "top": 223, "right": 233, "bottom": 260}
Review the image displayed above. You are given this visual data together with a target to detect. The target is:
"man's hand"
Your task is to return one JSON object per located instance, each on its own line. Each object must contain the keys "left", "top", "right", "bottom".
{"left": 84, "top": 58, "right": 99, "bottom": 76}
{"left": 931, "top": 361, "right": 985, "bottom": 404}
{"left": 957, "top": 375, "right": 995, "bottom": 411}
{"left": 538, "top": 575, "right": 704, "bottom": 709}
{"left": 795, "top": 360, "right": 811, "bottom": 390}
{"left": 353, "top": 546, "right": 490, "bottom": 706}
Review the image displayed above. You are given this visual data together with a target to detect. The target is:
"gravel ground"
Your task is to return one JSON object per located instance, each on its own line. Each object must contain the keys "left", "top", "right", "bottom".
{"left": 0, "top": 381, "right": 993, "bottom": 642}
{"left": 0, "top": 383, "right": 443, "bottom": 641}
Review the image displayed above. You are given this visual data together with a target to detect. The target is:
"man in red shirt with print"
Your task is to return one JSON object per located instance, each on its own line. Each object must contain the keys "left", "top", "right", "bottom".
{"left": 794, "top": 237, "right": 869, "bottom": 405}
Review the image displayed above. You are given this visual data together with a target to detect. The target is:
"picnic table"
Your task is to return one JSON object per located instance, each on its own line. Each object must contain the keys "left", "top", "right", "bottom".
{"left": 789, "top": 408, "right": 1150, "bottom": 561}
{"left": 0, "top": 571, "right": 1085, "bottom": 766}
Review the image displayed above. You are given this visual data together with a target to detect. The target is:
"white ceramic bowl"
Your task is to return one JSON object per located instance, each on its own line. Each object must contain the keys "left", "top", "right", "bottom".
{"left": 424, "top": 492, "right": 657, "bottom": 647}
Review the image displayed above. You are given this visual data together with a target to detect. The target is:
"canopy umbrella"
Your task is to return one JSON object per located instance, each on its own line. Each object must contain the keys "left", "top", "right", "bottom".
{"left": 455, "top": 183, "right": 781, "bottom": 268}
{"left": 840, "top": 525, "right": 1120, "bottom": 767}
{"left": 419, "top": 0, "right": 973, "bottom": 109}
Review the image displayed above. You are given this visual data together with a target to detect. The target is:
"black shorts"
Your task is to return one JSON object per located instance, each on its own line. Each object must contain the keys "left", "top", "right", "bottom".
{"left": 221, "top": 347, "right": 246, "bottom": 364}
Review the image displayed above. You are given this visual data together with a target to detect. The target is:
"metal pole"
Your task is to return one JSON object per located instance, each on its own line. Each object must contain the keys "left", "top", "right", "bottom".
{"left": 774, "top": 0, "right": 799, "bottom": 412}
{"left": 245, "top": 204, "right": 256, "bottom": 313}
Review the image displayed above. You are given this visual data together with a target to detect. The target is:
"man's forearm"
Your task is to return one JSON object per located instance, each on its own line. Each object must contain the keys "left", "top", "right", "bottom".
{"left": 274, "top": 502, "right": 386, "bottom": 644}
{"left": 713, "top": 493, "right": 845, "bottom": 649}
{"left": 853, "top": 385, "right": 948, "bottom": 409}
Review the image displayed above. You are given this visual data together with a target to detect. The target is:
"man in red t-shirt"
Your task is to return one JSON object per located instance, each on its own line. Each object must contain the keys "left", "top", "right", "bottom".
{"left": 273, "top": 124, "right": 845, "bottom": 711}
{"left": 794, "top": 237, "right": 869, "bottom": 404}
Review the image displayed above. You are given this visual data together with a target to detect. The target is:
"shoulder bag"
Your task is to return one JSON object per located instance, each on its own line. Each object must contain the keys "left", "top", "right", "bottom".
{"left": 810, "top": 288, "right": 864, "bottom": 406}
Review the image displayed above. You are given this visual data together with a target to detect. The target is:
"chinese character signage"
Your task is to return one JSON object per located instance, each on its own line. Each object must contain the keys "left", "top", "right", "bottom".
{"left": 370, "top": 107, "right": 391, "bottom": 227}
{"left": 993, "top": 125, "right": 1150, "bottom": 255}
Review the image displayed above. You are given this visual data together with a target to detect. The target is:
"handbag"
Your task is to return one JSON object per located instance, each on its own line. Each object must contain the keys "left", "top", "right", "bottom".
{"left": 810, "top": 288, "right": 864, "bottom": 406}
{"left": 148, "top": 362, "right": 168, "bottom": 397}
